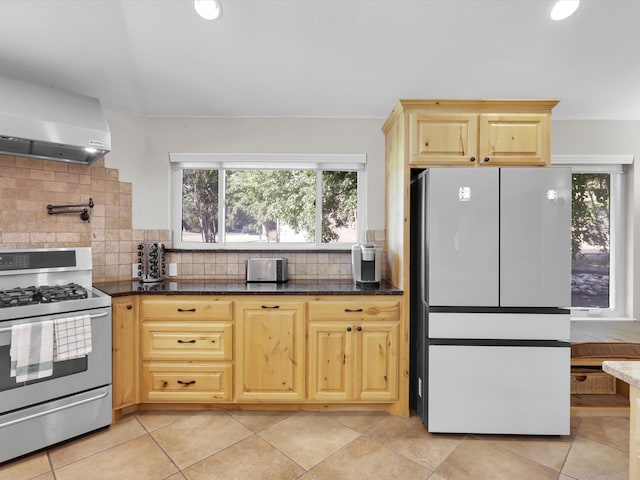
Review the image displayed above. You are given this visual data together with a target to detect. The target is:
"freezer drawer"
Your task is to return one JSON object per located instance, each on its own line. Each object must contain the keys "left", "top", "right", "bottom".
{"left": 428, "top": 311, "right": 570, "bottom": 341}
{"left": 428, "top": 345, "right": 569, "bottom": 435}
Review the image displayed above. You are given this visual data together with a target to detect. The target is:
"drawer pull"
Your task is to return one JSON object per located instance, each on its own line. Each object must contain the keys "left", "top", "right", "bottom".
{"left": 177, "top": 380, "right": 196, "bottom": 386}
{"left": 344, "top": 308, "right": 363, "bottom": 313}
{"left": 177, "top": 339, "right": 197, "bottom": 344}
{"left": 261, "top": 305, "right": 280, "bottom": 309}
{"left": 177, "top": 308, "right": 197, "bottom": 312}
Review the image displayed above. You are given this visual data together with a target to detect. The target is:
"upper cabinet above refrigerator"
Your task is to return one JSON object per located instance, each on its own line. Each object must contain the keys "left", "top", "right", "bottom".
{"left": 423, "top": 167, "right": 571, "bottom": 309}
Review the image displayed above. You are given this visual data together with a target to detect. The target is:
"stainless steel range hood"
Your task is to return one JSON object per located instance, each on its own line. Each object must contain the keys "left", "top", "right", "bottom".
{"left": 0, "top": 76, "right": 110, "bottom": 165}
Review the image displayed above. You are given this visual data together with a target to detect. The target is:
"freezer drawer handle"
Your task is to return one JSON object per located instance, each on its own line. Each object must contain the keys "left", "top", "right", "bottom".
{"left": 0, "top": 390, "right": 109, "bottom": 429}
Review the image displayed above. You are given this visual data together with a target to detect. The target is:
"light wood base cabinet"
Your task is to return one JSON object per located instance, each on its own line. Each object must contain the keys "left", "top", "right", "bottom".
{"left": 140, "top": 296, "right": 233, "bottom": 403}
{"left": 235, "top": 300, "right": 305, "bottom": 402}
{"left": 112, "top": 296, "right": 139, "bottom": 412}
{"left": 115, "top": 294, "right": 404, "bottom": 416}
{"left": 631, "top": 385, "right": 640, "bottom": 479}
{"left": 308, "top": 300, "right": 400, "bottom": 402}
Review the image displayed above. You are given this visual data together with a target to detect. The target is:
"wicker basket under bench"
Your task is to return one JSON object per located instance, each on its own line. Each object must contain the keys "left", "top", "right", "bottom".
{"left": 571, "top": 320, "right": 640, "bottom": 414}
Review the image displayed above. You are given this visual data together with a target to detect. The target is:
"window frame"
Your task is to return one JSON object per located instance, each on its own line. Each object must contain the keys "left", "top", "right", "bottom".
{"left": 552, "top": 154, "right": 633, "bottom": 319}
{"left": 169, "top": 153, "right": 367, "bottom": 251}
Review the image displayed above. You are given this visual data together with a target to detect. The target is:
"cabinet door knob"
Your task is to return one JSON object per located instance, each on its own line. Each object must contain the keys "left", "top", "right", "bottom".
{"left": 346, "top": 326, "right": 352, "bottom": 332}
{"left": 470, "top": 156, "right": 476, "bottom": 162}
{"left": 483, "top": 157, "right": 490, "bottom": 162}
{"left": 357, "top": 326, "right": 362, "bottom": 331}
{"left": 126, "top": 304, "right": 133, "bottom": 310}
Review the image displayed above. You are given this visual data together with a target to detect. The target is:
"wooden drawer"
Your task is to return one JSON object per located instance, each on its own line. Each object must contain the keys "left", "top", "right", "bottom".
{"left": 308, "top": 300, "right": 400, "bottom": 321}
{"left": 141, "top": 363, "right": 232, "bottom": 402}
{"left": 141, "top": 297, "right": 232, "bottom": 321}
{"left": 142, "top": 322, "right": 232, "bottom": 361}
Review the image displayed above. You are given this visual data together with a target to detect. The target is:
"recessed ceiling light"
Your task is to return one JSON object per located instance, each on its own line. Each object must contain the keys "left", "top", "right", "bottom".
{"left": 550, "top": 0, "right": 580, "bottom": 21}
{"left": 194, "top": 0, "right": 222, "bottom": 20}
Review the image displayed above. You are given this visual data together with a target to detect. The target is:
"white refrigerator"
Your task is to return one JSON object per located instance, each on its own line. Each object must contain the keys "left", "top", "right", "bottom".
{"left": 410, "top": 167, "right": 571, "bottom": 435}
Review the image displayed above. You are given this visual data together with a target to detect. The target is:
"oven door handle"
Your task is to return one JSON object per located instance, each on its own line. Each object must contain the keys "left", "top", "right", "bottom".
{"left": 0, "top": 389, "right": 109, "bottom": 429}
{"left": 0, "top": 311, "right": 108, "bottom": 334}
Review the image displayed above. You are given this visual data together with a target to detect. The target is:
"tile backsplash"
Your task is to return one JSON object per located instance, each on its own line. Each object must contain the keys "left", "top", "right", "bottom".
{"left": 165, "top": 229, "right": 386, "bottom": 282}
{"left": 0, "top": 154, "right": 386, "bottom": 282}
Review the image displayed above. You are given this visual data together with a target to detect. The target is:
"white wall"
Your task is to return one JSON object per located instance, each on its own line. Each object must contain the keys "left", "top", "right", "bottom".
{"left": 104, "top": 109, "right": 640, "bottom": 318}
{"left": 104, "top": 109, "right": 386, "bottom": 231}
{"left": 551, "top": 120, "right": 639, "bottom": 320}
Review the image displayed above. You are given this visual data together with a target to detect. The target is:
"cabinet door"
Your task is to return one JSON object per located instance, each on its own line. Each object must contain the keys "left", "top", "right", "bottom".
{"left": 112, "top": 296, "right": 139, "bottom": 410}
{"left": 478, "top": 113, "right": 550, "bottom": 166}
{"left": 308, "top": 321, "right": 353, "bottom": 401}
{"left": 356, "top": 322, "right": 399, "bottom": 401}
{"left": 409, "top": 112, "right": 478, "bottom": 166}
{"left": 426, "top": 168, "right": 500, "bottom": 306}
{"left": 236, "top": 301, "right": 305, "bottom": 401}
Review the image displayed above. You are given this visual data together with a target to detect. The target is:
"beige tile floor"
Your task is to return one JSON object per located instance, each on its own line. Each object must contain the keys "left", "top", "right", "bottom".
{"left": 0, "top": 411, "right": 630, "bottom": 480}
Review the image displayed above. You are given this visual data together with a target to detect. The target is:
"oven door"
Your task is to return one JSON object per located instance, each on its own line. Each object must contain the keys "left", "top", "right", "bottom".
{"left": 0, "top": 306, "right": 112, "bottom": 414}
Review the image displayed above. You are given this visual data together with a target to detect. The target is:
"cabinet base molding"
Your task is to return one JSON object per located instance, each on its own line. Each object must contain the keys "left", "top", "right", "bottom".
{"left": 114, "top": 402, "right": 399, "bottom": 419}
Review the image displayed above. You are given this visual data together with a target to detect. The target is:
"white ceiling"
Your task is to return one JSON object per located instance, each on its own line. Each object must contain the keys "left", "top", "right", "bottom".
{"left": 0, "top": 0, "right": 638, "bottom": 120}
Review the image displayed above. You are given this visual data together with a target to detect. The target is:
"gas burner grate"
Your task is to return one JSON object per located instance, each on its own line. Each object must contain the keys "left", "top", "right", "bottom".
{"left": 39, "top": 283, "right": 88, "bottom": 303}
{"left": 0, "top": 283, "right": 89, "bottom": 307}
{"left": 0, "top": 286, "right": 39, "bottom": 308}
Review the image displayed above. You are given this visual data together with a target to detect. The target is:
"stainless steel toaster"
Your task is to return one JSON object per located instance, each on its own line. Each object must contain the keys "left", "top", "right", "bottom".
{"left": 246, "top": 258, "right": 288, "bottom": 283}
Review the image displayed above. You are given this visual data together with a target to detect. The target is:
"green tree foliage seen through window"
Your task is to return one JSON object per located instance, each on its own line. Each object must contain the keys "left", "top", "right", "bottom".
{"left": 181, "top": 169, "right": 358, "bottom": 244}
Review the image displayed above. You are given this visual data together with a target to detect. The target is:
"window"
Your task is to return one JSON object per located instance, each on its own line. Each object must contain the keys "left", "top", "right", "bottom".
{"left": 553, "top": 155, "right": 632, "bottom": 318}
{"left": 170, "top": 153, "right": 366, "bottom": 250}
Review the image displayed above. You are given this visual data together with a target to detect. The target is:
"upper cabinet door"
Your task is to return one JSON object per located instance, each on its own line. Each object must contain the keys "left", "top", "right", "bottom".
{"left": 426, "top": 168, "right": 499, "bottom": 307}
{"left": 409, "top": 113, "right": 479, "bottom": 166}
{"left": 478, "top": 113, "right": 550, "bottom": 166}
{"left": 500, "top": 168, "right": 571, "bottom": 307}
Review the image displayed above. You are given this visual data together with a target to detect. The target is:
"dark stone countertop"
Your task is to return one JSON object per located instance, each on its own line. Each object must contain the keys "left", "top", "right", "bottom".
{"left": 94, "top": 279, "right": 403, "bottom": 297}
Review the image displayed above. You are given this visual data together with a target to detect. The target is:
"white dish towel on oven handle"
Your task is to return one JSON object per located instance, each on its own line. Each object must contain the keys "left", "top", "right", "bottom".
{"left": 53, "top": 314, "right": 92, "bottom": 361}
{"left": 10, "top": 321, "right": 54, "bottom": 382}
